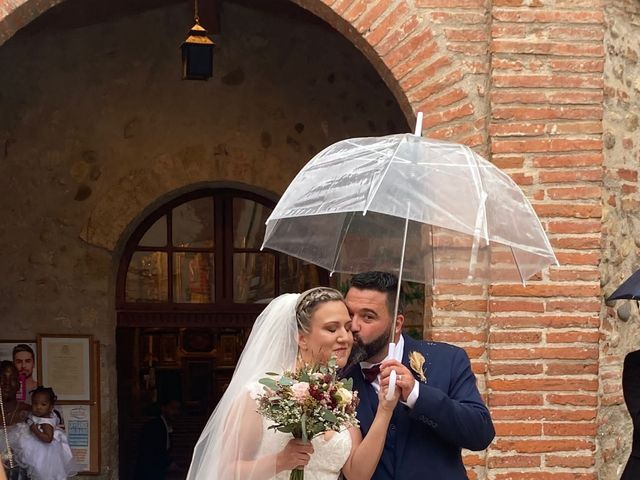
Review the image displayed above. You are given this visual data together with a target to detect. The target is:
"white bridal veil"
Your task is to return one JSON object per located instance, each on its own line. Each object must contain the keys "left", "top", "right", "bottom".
{"left": 186, "top": 293, "right": 300, "bottom": 480}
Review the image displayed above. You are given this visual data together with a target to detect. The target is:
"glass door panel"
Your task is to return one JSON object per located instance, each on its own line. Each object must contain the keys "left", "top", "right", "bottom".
{"left": 173, "top": 197, "right": 215, "bottom": 248}
{"left": 233, "top": 198, "right": 271, "bottom": 248}
{"left": 173, "top": 253, "right": 215, "bottom": 303}
{"left": 126, "top": 251, "right": 168, "bottom": 302}
{"left": 233, "top": 253, "right": 275, "bottom": 303}
{"left": 139, "top": 216, "right": 167, "bottom": 247}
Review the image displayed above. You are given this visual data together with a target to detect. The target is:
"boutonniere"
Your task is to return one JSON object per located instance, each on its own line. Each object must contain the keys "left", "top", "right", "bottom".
{"left": 409, "top": 351, "right": 427, "bottom": 382}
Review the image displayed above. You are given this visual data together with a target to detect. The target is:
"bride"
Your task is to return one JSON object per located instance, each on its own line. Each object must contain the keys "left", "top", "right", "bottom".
{"left": 187, "top": 287, "right": 400, "bottom": 480}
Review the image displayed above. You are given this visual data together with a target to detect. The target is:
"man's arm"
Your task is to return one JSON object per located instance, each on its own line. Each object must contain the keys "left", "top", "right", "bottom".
{"left": 408, "top": 347, "right": 495, "bottom": 451}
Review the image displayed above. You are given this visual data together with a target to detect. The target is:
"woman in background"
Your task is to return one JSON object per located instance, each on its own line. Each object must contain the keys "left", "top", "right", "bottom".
{"left": 0, "top": 360, "right": 30, "bottom": 479}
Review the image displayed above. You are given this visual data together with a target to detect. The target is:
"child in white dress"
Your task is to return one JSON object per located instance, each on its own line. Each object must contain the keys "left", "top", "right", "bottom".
{"left": 14, "top": 387, "right": 78, "bottom": 480}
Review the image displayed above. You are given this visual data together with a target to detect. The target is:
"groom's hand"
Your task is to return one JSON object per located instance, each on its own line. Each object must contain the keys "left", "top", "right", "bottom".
{"left": 380, "top": 359, "right": 415, "bottom": 403}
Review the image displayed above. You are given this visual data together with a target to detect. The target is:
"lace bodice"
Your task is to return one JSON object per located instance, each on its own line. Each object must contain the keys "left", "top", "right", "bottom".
{"left": 261, "top": 421, "right": 352, "bottom": 480}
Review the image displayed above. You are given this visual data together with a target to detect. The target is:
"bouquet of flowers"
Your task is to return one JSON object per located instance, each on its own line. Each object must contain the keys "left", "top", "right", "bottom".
{"left": 256, "top": 357, "right": 359, "bottom": 480}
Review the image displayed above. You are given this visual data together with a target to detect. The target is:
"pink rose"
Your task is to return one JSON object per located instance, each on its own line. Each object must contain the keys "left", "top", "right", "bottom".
{"left": 291, "top": 382, "right": 310, "bottom": 402}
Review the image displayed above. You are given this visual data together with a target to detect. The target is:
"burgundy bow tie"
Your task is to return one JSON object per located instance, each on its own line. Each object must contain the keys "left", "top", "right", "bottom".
{"left": 361, "top": 364, "right": 381, "bottom": 383}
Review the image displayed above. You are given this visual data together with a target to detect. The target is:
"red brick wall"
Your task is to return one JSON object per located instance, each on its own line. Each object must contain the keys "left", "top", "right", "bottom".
{"left": 0, "top": 0, "right": 607, "bottom": 478}
{"left": 487, "top": 1, "right": 603, "bottom": 478}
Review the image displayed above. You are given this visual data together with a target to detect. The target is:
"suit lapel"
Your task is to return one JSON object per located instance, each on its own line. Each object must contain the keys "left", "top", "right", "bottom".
{"left": 400, "top": 333, "right": 413, "bottom": 372}
{"left": 394, "top": 334, "right": 417, "bottom": 471}
{"left": 352, "top": 368, "right": 377, "bottom": 435}
{"left": 354, "top": 336, "right": 427, "bottom": 472}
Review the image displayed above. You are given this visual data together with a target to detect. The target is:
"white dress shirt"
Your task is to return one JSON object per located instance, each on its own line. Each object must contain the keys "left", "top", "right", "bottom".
{"left": 359, "top": 335, "right": 420, "bottom": 408}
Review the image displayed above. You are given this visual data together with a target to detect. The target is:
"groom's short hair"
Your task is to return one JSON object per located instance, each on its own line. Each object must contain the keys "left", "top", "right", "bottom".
{"left": 350, "top": 271, "right": 405, "bottom": 316}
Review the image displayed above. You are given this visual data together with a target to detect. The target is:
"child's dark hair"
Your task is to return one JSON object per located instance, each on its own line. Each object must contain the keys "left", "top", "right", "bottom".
{"left": 31, "top": 386, "right": 57, "bottom": 405}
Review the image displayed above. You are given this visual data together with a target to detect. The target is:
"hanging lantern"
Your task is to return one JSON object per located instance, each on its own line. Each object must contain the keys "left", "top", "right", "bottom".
{"left": 181, "top": 1, "right": 215, "bottom": 80}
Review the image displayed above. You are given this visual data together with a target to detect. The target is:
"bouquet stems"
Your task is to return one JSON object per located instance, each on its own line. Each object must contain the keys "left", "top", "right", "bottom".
{"left": 290, "top": 422, "right": 307, "bottom": 480}
{"left": 290, "top": 467, "right": 304, "bottom": 480}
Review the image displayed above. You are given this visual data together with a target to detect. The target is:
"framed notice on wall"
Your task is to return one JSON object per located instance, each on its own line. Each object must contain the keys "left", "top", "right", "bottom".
{"left": 57, "top": 404, "right": 93, "bottom": 471}
{"left": 38, "top": 335, "right": 92, "bottom": 401}
{"left": 37, "top": 334, "right": 101, "bottom": 474}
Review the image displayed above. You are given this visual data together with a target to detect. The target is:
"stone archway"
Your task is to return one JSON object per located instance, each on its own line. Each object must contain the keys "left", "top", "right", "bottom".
{"left": 0, "top": 1, "right": 610, "bottom": 479}
{"left": 0, "top": 0, "right": 486, "bottom": 145}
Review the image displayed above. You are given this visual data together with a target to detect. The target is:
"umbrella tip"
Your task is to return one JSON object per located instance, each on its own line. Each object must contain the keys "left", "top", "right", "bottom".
{"left": 414, "top": 112, "right": 423, "bottom": 136}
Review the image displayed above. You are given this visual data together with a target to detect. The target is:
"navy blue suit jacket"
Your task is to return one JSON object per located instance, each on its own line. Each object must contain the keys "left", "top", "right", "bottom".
{"left": 349, "top": 334, "right": 495, "bottom": 479}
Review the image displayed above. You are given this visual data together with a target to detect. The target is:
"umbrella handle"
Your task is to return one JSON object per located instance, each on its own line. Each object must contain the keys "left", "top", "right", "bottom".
{"left": 386, "top": 370, "right": 397, "bottom": 401}
{"left": 385, "top": 342, "right": 397, "bottom": 401}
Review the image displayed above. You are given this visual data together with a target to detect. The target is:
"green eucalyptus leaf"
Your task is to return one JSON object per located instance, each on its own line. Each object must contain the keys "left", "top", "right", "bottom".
{"left": 277, "top": 424, "right": 295, "bottom": 434}
{"left": 341, "top": 378, "right": 353, "bottom": 390}
{"left": 259, "top": 378, "right": 278, "bottom": 390}
{"left": 279, "top": 376, "right": 294, "bottom": 386}
{"left": 322, "top": 410, "right": 339, "bottom": 422}
{"left": 301, "top": 414, "right": 308, "bottom": 442}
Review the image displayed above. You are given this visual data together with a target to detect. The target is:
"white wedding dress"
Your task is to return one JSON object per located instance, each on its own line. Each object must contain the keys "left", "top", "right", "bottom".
{"left": 249, "top": 384, "right": 352, "bottom": 480}
{"left": 259, "top": 420, "right": 352, "bottom": 480}
{"left": 186, "top": 293, "right": 354, "bottom": 480}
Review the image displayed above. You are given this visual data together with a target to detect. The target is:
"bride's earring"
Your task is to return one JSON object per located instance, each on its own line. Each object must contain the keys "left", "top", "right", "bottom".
{"left": 296, "top": 349, "right": 307, "bottom": 369}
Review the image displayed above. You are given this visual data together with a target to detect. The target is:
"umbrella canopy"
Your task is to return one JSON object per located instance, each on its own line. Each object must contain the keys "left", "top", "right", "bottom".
{"left": 608, "top": 270, "right": 640, "bottom": 301}
{"left": 262, "top": 133, "right": 557, "bottom": 285}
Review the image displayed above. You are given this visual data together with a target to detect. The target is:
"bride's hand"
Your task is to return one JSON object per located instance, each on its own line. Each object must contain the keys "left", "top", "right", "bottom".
{"left": 276, "top": 439, "right": 314, "bottom": 472}
{"left": 377, "top": 379, "right": 401, "bottom": 413}
{"left": 380, "top": 359, "right": 416, "bottom": 403}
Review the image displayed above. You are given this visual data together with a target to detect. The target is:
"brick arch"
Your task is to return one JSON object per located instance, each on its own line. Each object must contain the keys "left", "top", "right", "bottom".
{"left": 0, "top": 0, "right": 485, "bottom": 144}
{"left": 0, "top": 0, "right": 66, "bottom": 45}
{"left": 290, "top": 0, "right": 483, "bottom": 145}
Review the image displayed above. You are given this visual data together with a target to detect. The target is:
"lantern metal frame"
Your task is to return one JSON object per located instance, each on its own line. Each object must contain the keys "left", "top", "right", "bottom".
{"left": 181, "top": 0, "right": 215, "bottom": 80}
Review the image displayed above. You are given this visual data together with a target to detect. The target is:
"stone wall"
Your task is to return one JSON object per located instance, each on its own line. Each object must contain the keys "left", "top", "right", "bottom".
{"left": 4, "top": 0, "right": 637, "bottom": 478}
{"left": 0, "top": 1, "right": 407, "bottom": 477}
{"left": 600, "top": 0, "right": 640, "bottom": 478}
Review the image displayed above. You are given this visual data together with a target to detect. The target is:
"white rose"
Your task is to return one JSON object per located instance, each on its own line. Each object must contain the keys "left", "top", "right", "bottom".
{"left": 336, "top": 387, "right": 353, "bottom": 405}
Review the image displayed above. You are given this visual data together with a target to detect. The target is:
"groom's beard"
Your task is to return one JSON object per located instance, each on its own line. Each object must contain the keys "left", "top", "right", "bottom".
{"left": 346, "top": 326, "right": 393, "bottom": 367}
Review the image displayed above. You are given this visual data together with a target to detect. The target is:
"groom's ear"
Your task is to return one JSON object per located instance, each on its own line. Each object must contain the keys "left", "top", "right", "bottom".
{"left": 395, "top": 314, "right": 405, "bottom": 336}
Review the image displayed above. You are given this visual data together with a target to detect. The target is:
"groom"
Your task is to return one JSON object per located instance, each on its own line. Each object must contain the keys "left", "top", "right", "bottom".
{"left": 344, "top": 271, "right": 495, "bottom": 479}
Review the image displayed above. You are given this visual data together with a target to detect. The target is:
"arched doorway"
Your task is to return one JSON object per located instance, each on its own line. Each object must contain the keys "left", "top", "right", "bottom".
{"left": 1, "top": 0, "right": 418, "bottom": 475}
{"left": 115, "top": 187, "right": 327, "bottom": 479}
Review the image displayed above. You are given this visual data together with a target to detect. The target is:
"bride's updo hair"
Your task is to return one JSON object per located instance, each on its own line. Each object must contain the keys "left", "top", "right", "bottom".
{"left": 295, "top": 287, "right": 344, "bottom": 334}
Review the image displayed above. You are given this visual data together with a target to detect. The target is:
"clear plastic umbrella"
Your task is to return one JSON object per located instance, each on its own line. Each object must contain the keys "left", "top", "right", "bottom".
{"left": 262, "top": 124, "right": 558, "bottom": 397}
{"left": 263, "top": 134, "right": 557, "bottom": 285}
